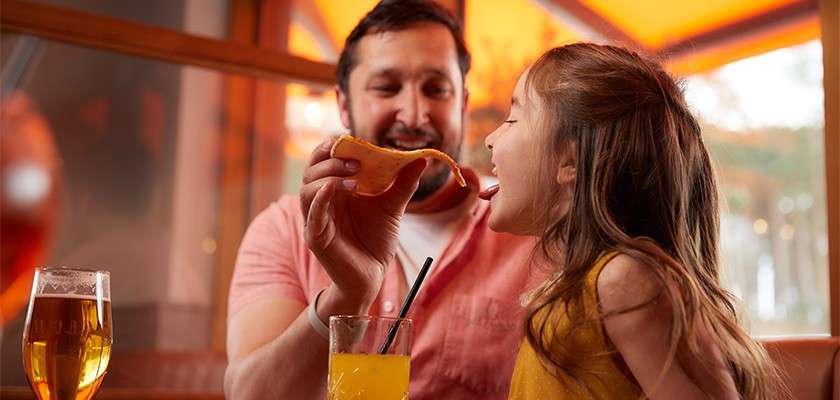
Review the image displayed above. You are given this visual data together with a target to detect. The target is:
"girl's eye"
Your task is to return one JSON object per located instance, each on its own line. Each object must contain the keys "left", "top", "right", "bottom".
{"left": 504, "top": 120, "right": 517, "bottom": 124}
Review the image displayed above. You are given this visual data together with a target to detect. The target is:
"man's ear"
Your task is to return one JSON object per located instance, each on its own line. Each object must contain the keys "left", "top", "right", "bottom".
{"left": 335, "top": 84, "right": 352, "bottom": 129}
{"left": 462, "top": 86, "right": 469, "bottom": 115}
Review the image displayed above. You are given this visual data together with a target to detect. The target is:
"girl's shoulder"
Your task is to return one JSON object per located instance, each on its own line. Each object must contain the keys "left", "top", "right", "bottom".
{"left": 595, "top": 252, "right": 665, "bottom": 315}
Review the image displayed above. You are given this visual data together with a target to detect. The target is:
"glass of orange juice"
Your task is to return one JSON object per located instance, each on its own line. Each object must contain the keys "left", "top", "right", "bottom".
{"left": 328, "top": 315, "right": 411, "bottom": 400}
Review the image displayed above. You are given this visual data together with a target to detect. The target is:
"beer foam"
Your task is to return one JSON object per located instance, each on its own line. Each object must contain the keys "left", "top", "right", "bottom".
{"left": 35, "top": 268, "right": 111, "bottom": 300}
{"left": 34, "top": 293, "right": 110, "bottom": 301}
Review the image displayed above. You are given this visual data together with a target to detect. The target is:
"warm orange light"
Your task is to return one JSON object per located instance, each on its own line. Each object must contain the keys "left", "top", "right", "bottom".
{"left": 289, "top": 21, "right": 325, "bottom": 62}
{"left": 288, "top": 0, "right": 377, "bottom": 63}
{"left": 667, "top": 16, "right": 820, "bottom": 76}
{"left": 583, "top": 0, "right": 799, "bottom": 48}
{"left": 754, "top": 219, "right": 769, "bottom": 235}
{"left": 465, "top": 0, "right": 584, "bottom": 107}
{"left": 780, "top": 224, "right": 796, "bottom": 240}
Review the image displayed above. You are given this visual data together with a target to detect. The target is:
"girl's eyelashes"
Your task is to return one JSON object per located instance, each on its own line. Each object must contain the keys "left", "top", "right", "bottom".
{"left": 504, "top": 119, "right": 518, "bottom": 124}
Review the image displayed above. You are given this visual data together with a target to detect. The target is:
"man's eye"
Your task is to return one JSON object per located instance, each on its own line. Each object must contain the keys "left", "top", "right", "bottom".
{"left": 423, "top": 83, "right": 452, "bottom": 98}
{"left": 372, "top": 85, "right": 400, "bottom": 93}
{"left": 427, "top": 87, "right": 449, "bottom": 95}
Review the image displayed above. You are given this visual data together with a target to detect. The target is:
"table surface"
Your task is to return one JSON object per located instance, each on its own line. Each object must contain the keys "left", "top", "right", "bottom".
{"left": 0, "top": 387, "right": 225, "bottom": 400}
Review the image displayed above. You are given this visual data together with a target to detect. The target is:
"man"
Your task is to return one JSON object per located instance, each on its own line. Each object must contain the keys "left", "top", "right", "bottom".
{"left": 224, "top": 1, "right": 537, "bottom": 399}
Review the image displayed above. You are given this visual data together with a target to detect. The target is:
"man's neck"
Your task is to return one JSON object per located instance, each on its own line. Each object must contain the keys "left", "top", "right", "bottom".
{"left": 406, "top": 169, "right": 476, "bottom": 214}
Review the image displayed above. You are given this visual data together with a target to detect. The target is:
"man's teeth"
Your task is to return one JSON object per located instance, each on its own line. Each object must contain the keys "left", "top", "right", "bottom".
{"left": 390, "top": 139, "right": 431, "bottom": 150}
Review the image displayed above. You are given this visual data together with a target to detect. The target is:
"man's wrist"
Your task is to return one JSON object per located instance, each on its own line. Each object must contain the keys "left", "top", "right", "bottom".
{"left": 307, "top": 289, "right": 330, "bottom": 339}
{"left": 315, "top": 285, "right": 374, "bottom": 323}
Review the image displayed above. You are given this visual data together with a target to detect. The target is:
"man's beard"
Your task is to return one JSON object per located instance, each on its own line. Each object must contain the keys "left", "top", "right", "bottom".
{"left": 348, "top": 107, "right": 461, "bottom": 202}
{"left": 412, "top": 164, "right": 452, "bottom": 201}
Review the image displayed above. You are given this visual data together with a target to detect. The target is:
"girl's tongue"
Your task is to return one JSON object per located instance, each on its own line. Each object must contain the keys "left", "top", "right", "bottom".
{"left": 478, "top": 184, "right": 499, "bottom": 201}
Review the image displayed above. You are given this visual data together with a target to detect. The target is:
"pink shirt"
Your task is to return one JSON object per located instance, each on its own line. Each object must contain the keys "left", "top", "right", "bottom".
{"left": 228, "top": 173, "right": 540, "bottom": 399}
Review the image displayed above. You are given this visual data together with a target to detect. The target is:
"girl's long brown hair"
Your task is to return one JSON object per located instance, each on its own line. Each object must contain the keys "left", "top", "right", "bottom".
{"left": 523, "top": 43, "right": 786, "bottom": 399}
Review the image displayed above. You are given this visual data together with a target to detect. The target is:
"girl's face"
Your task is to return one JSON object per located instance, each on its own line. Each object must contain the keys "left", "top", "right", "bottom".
{"left": 481, "top": 70, "right": 576, "bottom": 236}
{"left": 481, "top": 71, "right": 544, "bottom": 236}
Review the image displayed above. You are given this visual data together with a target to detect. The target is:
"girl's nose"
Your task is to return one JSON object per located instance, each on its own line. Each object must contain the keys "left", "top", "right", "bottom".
{"left": 485, "top": 128, "right": 499, "bottom": 150}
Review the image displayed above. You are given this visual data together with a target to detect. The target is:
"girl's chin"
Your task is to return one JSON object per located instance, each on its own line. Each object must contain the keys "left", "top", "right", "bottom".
{"left": 487, "top": 210, "right": 539, "bottom": 236}
{"left": 487, "top": 217, "right": 504, "bottom": 233}
{"left": 487, "top": 209, "right": 507, "bottom": 233}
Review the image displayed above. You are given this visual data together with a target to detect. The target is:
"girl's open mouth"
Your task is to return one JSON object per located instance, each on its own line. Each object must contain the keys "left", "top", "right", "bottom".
{"left": 478, "top": 184, "right": 499, "bottom": 200}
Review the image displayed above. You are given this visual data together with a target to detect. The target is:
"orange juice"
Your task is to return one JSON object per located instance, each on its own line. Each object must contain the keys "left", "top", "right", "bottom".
{"left": 328, "top": 353, "right": 410, "bottom": 400}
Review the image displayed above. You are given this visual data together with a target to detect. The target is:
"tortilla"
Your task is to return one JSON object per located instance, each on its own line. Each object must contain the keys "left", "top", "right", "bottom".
{"left": 329, "top": 134, "right": 466, "bottom": 196}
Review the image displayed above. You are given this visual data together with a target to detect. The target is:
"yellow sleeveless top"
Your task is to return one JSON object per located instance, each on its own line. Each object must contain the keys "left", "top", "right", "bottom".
{"left": 508, "top": 252, "right": 643, "bottom": 399}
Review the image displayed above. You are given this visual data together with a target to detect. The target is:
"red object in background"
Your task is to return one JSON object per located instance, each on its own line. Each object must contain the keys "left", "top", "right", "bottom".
{"left": 0, "top": 92, "right": 60, "bottom": 324}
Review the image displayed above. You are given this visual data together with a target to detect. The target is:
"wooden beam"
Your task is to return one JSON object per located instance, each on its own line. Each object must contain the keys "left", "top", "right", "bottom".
{"left": 0, "top": 0, "right": 335, "bottom": 85}
{"left": 657, "top": 0, "right": 818, "bottom": 59}
{"left": 819, "top": 0, "right": 839, "bottom": 337}
{"left": 209, "top": 0, "right": 297, "bottom": 353}
{"left": 250, "top": 0, "right": 291, "bottom": 236}
{"left": 211, "top": 0, "right": 259, "bottom": 353}
{"left": 544, "top": 0, "right": 644, "bottom": 50}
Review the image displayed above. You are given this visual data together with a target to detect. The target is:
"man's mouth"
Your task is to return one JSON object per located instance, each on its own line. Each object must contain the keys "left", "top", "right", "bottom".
{"left": 383, "top": 136, "right": 435, "bottom": 151}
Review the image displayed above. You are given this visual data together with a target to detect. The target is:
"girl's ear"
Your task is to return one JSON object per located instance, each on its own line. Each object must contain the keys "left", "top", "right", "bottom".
{"left": 556, "top": 164, "right": 576, "bottom": 185}
{"left": 556, "top": 144, "right": 577, "bottom": 185}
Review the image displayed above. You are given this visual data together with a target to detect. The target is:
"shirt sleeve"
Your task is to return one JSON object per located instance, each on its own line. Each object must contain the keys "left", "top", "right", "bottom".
{"left": 227, "top": 197, "right": 308, "bottom": 319}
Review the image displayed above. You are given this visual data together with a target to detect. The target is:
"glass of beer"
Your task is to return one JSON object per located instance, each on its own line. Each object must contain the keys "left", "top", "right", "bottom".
{"left": 22, "top": 267, "right": 112, "bottom": 400}
{"left": 327, "top": 315, "right": 412, "bottom": 400}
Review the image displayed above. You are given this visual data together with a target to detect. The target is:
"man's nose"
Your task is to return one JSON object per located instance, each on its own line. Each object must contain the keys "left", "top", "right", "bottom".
{"left": 395, "top": 87, "right": 429, "bottom": 129}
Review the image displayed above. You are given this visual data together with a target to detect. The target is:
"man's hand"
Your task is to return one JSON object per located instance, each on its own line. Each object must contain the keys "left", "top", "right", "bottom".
{"left": 300, "top": 137, "right": 426, "bottom": 310}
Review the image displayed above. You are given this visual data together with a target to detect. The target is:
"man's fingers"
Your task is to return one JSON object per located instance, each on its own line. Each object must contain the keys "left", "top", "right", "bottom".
{"left": 307, "top": 137, "right": 338, "bottom": 167}
{"left": 304, "top": 181, "right": 336, "bottom": 251}
{"left": 300, "top": 176, "right": 356, "bottom": 219}
{"left": 302, "top": 157, "right": 359, "bottom": 185}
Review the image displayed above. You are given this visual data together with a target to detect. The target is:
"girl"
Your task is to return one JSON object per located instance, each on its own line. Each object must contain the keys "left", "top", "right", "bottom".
{"left": 480, "top": 43, "right": 785, "bottom": 399}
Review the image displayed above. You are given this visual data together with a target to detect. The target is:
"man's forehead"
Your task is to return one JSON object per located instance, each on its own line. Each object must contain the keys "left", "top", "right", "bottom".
{"left": 353, "top": 24, "right": 460, "bottom": 77}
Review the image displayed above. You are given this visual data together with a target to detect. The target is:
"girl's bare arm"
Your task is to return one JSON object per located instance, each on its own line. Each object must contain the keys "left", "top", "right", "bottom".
{"left": 598, "top": 254, "right": 739, "bottom": 400}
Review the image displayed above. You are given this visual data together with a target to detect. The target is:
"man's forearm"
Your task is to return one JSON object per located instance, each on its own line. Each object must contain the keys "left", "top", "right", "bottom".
{"left": 224, "top": 286, "right": 372, "bottom": 399}
{"left": 225, "top": 310, "right": 329, "bottom": 399}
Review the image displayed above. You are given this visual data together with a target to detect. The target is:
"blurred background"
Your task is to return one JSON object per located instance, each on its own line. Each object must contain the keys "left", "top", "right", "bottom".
{"left": 1, "top": 0, "right": 837, "bottom": 396}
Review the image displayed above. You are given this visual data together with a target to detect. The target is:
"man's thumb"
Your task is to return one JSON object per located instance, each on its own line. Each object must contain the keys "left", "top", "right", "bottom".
{"left": 386, "top": 158, "right": 427, "bottom": 201}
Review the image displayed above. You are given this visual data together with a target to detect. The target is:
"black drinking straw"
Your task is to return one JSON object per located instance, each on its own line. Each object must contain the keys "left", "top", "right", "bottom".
{"left": 378, "top": 256, "right": 433, "bottom": 355}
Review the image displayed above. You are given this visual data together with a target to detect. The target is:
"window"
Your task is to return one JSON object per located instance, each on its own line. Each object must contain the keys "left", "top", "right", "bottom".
{"left": 685, "top": 40, "right": 829, "bottom": 336}
{"left": 1, "top": 34, "right": 228, "bottom": 391}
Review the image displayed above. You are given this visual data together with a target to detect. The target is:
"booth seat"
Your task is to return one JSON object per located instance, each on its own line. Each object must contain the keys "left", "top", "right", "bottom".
{"left": 762, "top": 337, "right": 840, "bottom": 400}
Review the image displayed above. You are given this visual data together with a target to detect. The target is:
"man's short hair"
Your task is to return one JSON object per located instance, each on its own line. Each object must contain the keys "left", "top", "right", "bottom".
{"left": 336, "top": 0, "right": 471, "bottom": 93}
